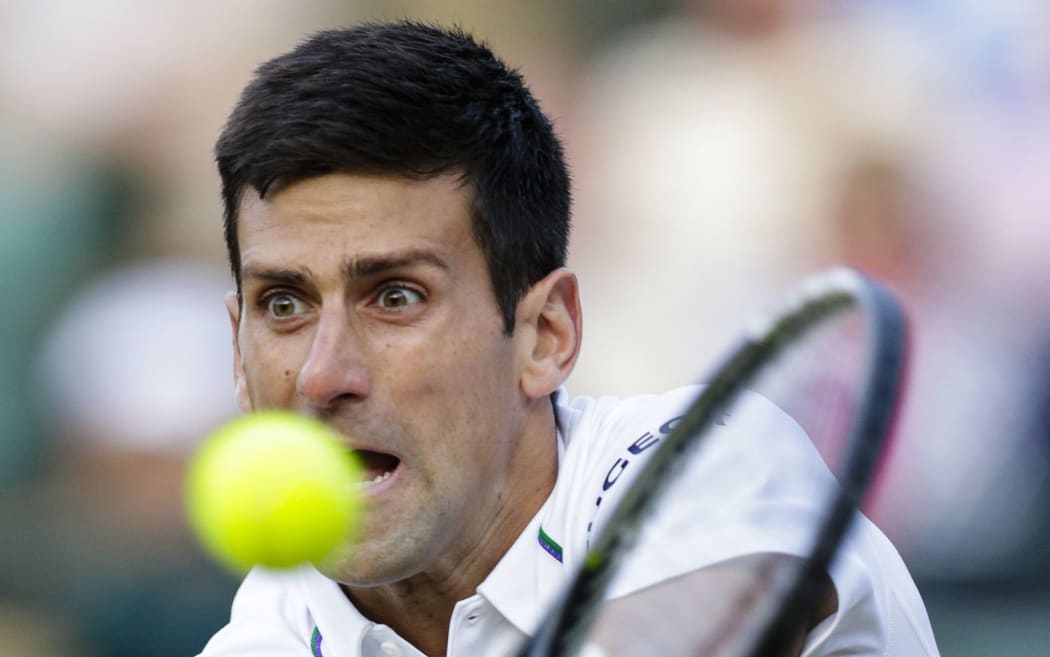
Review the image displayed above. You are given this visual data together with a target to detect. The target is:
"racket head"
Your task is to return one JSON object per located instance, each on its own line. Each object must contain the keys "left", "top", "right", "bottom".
{"left": 518, "top": 268, "right": 908, "bottom": 657}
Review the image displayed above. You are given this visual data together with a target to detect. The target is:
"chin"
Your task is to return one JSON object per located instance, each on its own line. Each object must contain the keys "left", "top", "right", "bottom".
{"left": 315, "top": 543, "right": 415, "bottom": 588}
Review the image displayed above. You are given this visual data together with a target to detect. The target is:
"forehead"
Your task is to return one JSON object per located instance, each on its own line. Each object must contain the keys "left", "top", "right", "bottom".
{"left": 236, "top": 172, "right": 476, "bottom": 268}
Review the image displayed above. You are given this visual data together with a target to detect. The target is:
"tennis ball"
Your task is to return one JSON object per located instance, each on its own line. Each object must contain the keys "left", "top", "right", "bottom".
{"left": 186, "top": 411, "right": 365, "bottom": 573}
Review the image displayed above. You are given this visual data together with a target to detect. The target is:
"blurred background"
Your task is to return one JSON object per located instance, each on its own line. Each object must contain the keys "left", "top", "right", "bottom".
{"left": 0, "top": 1, "right": 1046, "bottom": 655}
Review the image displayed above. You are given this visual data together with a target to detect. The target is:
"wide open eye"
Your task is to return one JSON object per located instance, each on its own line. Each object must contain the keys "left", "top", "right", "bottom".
{"left": 375, "top": 286, "right": 424, "bottom": 309}
{"left": 265, "top": 293, "right": 307, "bottom": 318}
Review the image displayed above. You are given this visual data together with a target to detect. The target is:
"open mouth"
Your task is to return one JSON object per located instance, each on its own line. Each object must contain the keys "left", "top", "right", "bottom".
{"left": 352, "top": 449, "right": 401, "bottom": 489}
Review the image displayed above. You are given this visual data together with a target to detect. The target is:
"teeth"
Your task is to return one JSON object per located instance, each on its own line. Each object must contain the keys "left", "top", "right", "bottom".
{"left": 351, "top": 470, "right": 393, "bottom": 490}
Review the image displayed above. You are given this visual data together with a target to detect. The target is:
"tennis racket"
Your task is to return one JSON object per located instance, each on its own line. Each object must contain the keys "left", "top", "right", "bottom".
{"left": 516, "top": 267, "right": 908, "bottom": 657}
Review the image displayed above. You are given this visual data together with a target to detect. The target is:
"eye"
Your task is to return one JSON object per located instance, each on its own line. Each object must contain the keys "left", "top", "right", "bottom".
{"left": 264, "top": 292, "right": 307, "bottom": 318}
{"left": 375, "top": 285, "right": 424, "bottom": 309}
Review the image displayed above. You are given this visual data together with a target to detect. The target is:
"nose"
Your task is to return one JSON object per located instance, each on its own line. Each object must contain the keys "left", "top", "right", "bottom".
{"left": 296, "top": 308, "right": 371, "bottom": 410}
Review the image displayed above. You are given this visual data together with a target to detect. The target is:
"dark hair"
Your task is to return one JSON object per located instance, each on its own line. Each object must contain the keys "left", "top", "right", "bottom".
{"left": 215, "top": 21, "right": 571, "bottom": 332}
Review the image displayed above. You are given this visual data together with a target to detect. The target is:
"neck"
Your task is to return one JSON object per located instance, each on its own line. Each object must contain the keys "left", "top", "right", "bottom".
{"left": 342, "top": 579, "right": 456, "bottom": 657}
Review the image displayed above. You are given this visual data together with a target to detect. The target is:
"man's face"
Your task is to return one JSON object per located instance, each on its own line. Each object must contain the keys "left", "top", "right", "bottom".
{"left": 227, "top": 172, "right": 544, "bottom": 586}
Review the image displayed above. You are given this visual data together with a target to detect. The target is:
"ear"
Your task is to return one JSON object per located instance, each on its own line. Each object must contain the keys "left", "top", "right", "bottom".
{"left": 515, "top": 268, "right": 582, "bottom": 399}
{"left": 224, "top": 291, "right": 254, "bottom": 413}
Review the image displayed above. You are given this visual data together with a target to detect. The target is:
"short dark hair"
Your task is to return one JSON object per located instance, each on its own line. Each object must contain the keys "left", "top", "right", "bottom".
{"left": 215, "top": 21, "right": 571, "bottom": 332}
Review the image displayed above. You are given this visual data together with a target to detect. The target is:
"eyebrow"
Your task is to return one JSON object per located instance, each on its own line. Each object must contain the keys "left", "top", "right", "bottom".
{"left": 240, "top": 249, "right": 449, "bottom": 288}
{"left": 342, "top": 249, "right": 450, "bottom": 280}
{"left": 239, "top": 266, "right": 311, "bottom": 287}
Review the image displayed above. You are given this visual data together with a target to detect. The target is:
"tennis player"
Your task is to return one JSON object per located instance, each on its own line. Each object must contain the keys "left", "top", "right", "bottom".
{"left": 198, "top": 22, "right": 939, "bottom": 657}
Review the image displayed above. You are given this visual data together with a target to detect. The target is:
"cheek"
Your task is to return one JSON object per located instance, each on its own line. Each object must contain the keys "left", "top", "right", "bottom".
{"left": 239, "top": 334, "right": 303, "bottom": 405}
{"left": 416, "top": 335, "right": 520, "bottom": 442}
{"left": 403, "top": 329, "right": 513, "bottom": 397}
{"left": 376, "top": 323, "right": 506, "bottom": 405}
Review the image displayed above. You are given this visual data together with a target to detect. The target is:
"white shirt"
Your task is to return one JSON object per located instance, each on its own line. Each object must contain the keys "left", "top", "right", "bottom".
{"left": 198, "top": 386, "right": 939, "bottom": 657}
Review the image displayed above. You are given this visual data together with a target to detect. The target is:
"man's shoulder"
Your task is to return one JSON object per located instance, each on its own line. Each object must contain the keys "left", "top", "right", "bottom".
{"left": 554, "top": 384, "right": 808, "bottom": 467}
{"left": 545, "top": 386, "right": 813, "bottom": 559}
{"left": 554, "top": 385, "right": 700, "bottom": 454}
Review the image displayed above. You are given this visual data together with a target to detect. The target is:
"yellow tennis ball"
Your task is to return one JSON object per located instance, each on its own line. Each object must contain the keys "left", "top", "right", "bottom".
{"left": 186, "top": 411, "right": 365, "bottom": 573}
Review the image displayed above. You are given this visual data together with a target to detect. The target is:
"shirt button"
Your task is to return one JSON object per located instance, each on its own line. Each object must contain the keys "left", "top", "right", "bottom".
{"left": 379, "top": 640, "right": 401, "bottom": 657}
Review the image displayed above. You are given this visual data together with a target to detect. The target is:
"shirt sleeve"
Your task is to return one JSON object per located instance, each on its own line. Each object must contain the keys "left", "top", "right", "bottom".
{"left": 802, "top": 517, "right": 941, "bottom": 656}
{"left": 569, "top": 387, "right": 940, "bottom": 655}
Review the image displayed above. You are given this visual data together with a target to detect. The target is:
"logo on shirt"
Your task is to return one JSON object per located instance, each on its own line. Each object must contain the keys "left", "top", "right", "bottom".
{"left": 538, "top": 525, "right": 564, "bottom": 562}
{"left": 585, "top": 412, "right": 690, "bottom": 547}
{"left": 311, "top": 626, "right": 324, "bottom": 657}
